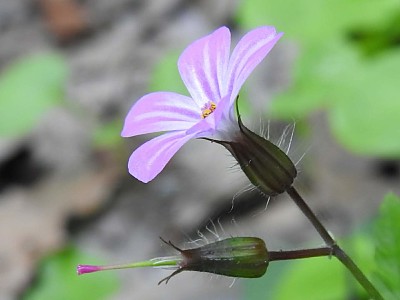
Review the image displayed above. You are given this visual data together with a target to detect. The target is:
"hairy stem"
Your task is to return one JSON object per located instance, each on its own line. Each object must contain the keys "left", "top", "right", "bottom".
{"left": 286, "top": 186, "right": 383, "bottom": 300}
{"left": 286, "top": 186, "right": 335, "bottom": 246}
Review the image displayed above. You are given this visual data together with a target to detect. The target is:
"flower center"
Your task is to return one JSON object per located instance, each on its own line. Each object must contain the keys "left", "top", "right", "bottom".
{"left": 201, "top": 101, "right": 217, "bottom": 119}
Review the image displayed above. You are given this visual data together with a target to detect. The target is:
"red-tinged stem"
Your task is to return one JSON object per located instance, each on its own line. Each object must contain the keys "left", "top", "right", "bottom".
{"left": 286, "top": 186, "right": 383, "bottom": 300}
{"left": 269, "top": 246, "right": 332, "bottom": 261}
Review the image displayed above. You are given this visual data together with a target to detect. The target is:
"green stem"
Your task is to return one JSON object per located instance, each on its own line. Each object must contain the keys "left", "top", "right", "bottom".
{"left": 286, "top": 186, "right": 383, "bottom": 300}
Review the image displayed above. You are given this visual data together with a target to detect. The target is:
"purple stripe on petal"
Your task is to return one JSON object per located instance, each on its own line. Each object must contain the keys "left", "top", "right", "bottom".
{"left": 178, "top": 27, "right": 231, "bottom": 108}
{"left": 227, "top": 27, "right": 283, "bottom": 104}
{"left": 127, "top": 130, "right": 198, "bottom": 183}
{"left": 121, "top": 92, "right": 200, "bottom": 137}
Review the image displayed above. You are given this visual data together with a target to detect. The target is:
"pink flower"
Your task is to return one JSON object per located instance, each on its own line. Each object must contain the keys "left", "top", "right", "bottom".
{"left": 121, "top": 26, "right": 283, "bottom": 183}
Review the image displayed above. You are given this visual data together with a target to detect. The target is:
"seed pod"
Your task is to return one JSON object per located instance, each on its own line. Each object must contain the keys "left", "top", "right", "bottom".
{"left": 160, "top": 237, "right": 269, "bottom": 284}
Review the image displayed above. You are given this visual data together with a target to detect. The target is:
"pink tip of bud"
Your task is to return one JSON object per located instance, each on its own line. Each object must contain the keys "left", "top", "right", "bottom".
{"left": 77, "top": 264, "right": 103, "bottom": 275}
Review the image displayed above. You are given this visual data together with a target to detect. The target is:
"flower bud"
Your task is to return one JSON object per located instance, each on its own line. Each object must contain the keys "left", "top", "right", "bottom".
{"left": 77, "top": 237, "right": 269, "bottom": 285}
{"left": 221, "top": 115, "right": 297, "bottom": 196}
{"left": 160, "top": 237, "right": 269, "bottom": 284}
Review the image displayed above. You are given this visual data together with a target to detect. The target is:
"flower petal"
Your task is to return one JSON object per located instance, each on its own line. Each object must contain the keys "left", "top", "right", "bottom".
{"left": 212, "top": 95, "right": 235, "bottom": 131}
{"left": 227, "top": 27, "right": 283, "bottom": 103}
{"left": 121, "top": 92, "right": 200, "bottom": 137}
{"left": 178, "top": 27, "right": 231, "bottom": 108}
{"left": 127, "top": 130, "right": 198, "bottom": 183}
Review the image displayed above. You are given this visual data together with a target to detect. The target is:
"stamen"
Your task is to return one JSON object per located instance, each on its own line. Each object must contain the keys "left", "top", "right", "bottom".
{"left": 201, "top": 101, "right": 217, "bottom": 119}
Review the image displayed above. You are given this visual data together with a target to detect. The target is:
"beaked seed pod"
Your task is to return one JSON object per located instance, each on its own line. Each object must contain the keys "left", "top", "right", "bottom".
{"left": 160, "top": 237, "right": 269, "bottom": 284}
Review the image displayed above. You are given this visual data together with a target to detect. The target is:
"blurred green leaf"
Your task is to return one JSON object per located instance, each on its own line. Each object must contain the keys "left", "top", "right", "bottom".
{"left": 236, "top": 0, "right": 398, "bottom": 44}
{"left": 269, "top": 39, "right": 360, "bottom": 118}
{"left": 274, "top": 256, "right": 346, "bottom": 300}
{"left": 274, "top": 41, "right": 400, "bottom": 157}
{"left": 237, "top": 0, "right": 400, "bottom": 158}
{"left": 372, "top": 193, "right": 400, "bottom": 299}
{"left": 328, "top": 50, "right": 400, "bottom": 157}
{"left": 244, "top": 252, "right": 348, "bottom": 300}
{"left": 344, "top": 231, "right": 376, "bottom": 298}
{"left": 93, "top": 119, "right": 124, "bottom": 149}
{"left": 269, "top": 40, "right": 354, "bottom": 118}
{"left": 23, "top": 247, "right": 119, "bottom": 300}
{"left": 350, "top": 11, "right": 400, "bottom": 57}
{"left": 149, "top": 50, "right": 187, "bottom": 95}
{"left": 244, "top": 260, "right": 291, "bottom": 299}
{"left": 0, "top": 54, "right": 67, "bottom": 137}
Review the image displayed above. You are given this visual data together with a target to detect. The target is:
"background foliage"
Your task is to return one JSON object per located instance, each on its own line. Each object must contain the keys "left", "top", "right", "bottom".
{"left": 237, "top": 0, "right": 400, "bottom": 158}
{"left": 0, "top": 54, "right": 66, "bottom": 137}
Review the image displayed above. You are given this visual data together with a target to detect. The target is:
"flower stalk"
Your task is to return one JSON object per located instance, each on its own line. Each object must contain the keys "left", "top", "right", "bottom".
{"left": 211, "top": 103, "right": 383, "bottom": 299}
{"left": 213, "top": 105, "right": 383, "bottom": 299}
{"left": 286, "top": 186, "right": 384, "bottom": 300}
{"left": 269, "top": 247, "right": 332, "bottom": 261}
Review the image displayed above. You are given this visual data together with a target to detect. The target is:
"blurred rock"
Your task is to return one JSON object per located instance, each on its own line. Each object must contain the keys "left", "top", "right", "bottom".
{"left": 0, "top": 0, "right": 33, "bottom": 29}
{"left": 0, "top": 161, "right": 121, "bottom": 299}
{"left": 31, "top": 107, "right": 92, "bottom": 175}
{"left": 197, "top": 0, "right": 239, "bottom": 24}
{"left": 83, "top": 0, "right": 142, "bottom": 28}
{"left": 38, "top": 0, "right": 89, "bottom": 42}
{"left": 0, "top": 190, "right": 62, "bottom": 300}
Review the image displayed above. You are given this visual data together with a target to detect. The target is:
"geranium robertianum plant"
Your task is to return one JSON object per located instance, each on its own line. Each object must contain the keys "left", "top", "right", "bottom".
{"left": 78, "top": 26, "right": 383, "bottom": 299}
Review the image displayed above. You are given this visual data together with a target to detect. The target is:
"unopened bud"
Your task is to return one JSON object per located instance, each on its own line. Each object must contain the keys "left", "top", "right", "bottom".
{"left": 160, "top": 237, "right": 269, "bottom": 284}
{"left": 220, "top": 115, "right": 297, "bottom": 196}
{"left": 77, "top": 237, "right": 269, "bottom": 285}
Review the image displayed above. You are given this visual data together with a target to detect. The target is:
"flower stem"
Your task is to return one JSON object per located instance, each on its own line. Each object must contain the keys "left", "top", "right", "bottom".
{"left": 286, "top": 186, "right": 383, "bottom": 300}
{"left": 269, "top": 247, "right": 332, "bottom": 261}
{"left": 286, "top": 186, "right": 335, "bottom": 247}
